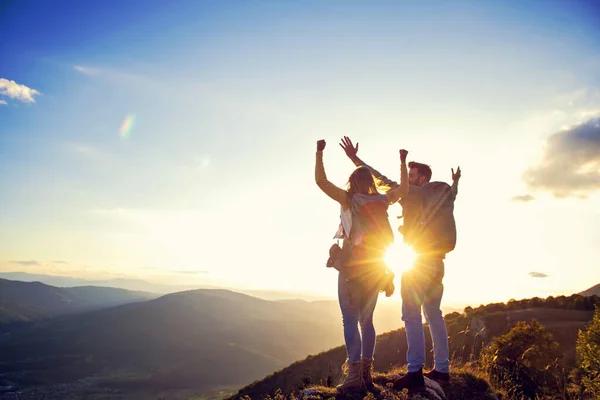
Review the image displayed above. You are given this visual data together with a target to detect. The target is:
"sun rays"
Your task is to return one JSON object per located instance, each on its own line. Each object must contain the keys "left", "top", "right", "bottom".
{"left": 385, "top": 244, "right": 416, "bottom": 275}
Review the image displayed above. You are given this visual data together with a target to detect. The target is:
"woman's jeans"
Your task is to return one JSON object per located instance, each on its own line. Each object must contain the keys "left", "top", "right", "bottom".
{"left": 338, "top": 272, "right": 380, "bottom": 363}
{"left": 401, "top": 255, "right": 450, "bottom": 373}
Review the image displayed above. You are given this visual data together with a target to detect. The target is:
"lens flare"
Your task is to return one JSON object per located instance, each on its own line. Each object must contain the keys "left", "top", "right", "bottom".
{"left": 385, "top": 244, "right": 416, "bottom": 275}
{"left": 119, "top": 114, "right": 135, "bottom": 138}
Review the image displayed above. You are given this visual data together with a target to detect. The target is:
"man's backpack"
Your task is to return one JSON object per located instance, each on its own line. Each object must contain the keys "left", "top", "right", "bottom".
{"left": 401, "top": 182, "right": 457, "bottom": 256}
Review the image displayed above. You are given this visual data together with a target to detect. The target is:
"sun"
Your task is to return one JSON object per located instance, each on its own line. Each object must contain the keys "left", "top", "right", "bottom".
{"left": 385, "top": 244, "right": 416, "bottom": 275}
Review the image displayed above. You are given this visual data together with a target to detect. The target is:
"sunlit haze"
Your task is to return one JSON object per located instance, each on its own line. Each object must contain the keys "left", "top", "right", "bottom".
{"left": 1, "top": 1, "right": 600, "bottom": 308}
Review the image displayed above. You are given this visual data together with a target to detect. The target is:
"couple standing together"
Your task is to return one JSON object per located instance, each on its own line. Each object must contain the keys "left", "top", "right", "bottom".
{"left": 315, "top": 136, "right": 461, "bottom": 393}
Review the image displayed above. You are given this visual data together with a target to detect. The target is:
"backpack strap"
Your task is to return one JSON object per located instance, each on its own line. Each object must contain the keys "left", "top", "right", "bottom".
{"left": 333, "top": 206, "right": 352, "bottom": 240}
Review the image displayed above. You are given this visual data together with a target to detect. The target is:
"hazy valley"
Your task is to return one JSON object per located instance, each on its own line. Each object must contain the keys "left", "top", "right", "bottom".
{"left": 1, "top": 275, "right": 599, "bottom": 399}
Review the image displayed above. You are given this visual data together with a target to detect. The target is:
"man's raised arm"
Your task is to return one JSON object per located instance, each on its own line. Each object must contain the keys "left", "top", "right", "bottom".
{"left": 339, "top": 136, "right": 399, "bottom": 189}
{"left": 451, "top": 166, "right": 461, "bottom": 200}
{"left": 385, "top": 149, "right": 409, "bottom": 204}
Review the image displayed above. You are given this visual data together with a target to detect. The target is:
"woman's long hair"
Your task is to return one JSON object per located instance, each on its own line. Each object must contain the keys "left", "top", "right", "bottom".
{"left": 347, "top": 166, "right": 379, "bottom": 199}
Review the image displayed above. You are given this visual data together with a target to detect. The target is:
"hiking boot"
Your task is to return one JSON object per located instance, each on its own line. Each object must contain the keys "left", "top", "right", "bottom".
{"left": 336, "top": 361, "right": 364, "bottom": 393}
{"left": 424, "top": 369, "right": 450, "bottom": 383}
{"left": 391, "top": 368, "right": 425, "bottom": 391}
{"left": 361, "top": 358, "right": 374, "bottom": 390}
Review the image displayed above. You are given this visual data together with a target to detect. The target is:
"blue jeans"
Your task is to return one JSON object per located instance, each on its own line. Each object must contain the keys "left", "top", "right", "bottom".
{"left": 401, "top": 255, "right": 450, "bottom": 373}
{"left": 338, "top": 272, "right": 380, "bottom": 363}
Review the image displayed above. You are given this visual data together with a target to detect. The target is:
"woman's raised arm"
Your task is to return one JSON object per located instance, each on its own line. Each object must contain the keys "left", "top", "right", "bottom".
{"left": 315, "top": 140, "right": 349, "bottom": 206}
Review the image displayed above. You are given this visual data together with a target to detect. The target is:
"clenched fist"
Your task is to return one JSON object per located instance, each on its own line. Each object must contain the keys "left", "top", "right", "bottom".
{"left": 317, "top": 140, "right": 326, "bottom": 152}
{"left": 400, "top": 149, "right": 408, "bottom": 163}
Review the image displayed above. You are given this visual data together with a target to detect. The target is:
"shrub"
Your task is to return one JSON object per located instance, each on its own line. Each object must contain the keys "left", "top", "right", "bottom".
{"left": 576, "top": 306, "right": 600, "bottom": 397}
{"left": 481, "top": 320, "right": 564, "bottom": 399}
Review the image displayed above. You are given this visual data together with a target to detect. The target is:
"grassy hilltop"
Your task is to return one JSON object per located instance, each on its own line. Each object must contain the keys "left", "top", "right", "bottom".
{"left": 228, "top": 294, "right": 600, "bottom": 400}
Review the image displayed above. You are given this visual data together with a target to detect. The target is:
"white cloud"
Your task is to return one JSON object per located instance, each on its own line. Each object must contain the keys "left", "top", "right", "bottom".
{"left": 523, "top": 116, "right": 600, "bottom": 198}
{"left": 0, "top": 78, "right": 40, "bottom": 103}
{"left": 0, "top": 99, "right": 7, "bottom": 105}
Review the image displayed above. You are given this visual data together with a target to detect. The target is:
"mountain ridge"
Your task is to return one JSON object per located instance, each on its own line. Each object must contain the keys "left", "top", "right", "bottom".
{"left": 580, "top": 282, "right": 600, "bottom": 297}
{"left": 0, "top": 271, "right": 334, "bottom": 300}
{"left": 0, "top": 278, "right": 157, "bottom": 325}
{"left": 0, "top": 287, "right": 345, "bottom": 397}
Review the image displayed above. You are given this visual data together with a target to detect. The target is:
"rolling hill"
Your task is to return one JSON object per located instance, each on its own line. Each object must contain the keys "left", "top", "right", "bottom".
{"left": 0, "top": 273, "right": 460, "bottom": 334}
{"left": 580, "top": 282, "right": 600, "bottom": 297}
{"left": 0, "top": 289, "right": 345, "bottom": 398}
{"left": 0, "top": 278, "right": 157, "bottom": 325}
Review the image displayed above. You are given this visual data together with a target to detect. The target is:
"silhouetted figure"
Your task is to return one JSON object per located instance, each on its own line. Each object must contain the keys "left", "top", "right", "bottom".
{"left": 315, "top": 139, "right": 409, "bottom": 393}
{"left": 340, "top": 136, "right": 461, "bottom": 390}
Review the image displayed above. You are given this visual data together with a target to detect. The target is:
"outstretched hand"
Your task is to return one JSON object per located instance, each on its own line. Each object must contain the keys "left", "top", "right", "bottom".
{"left": 317, "top": 140, "right": 326, "bottom": 151}
{"left": 400, "top": 149, "right": 408, "bottom": 163}
{"left": 339, "top": 136, "right": 359, "bottom": 159}
{"left": 452, "top": 166, "right": 461, "bottom": 181}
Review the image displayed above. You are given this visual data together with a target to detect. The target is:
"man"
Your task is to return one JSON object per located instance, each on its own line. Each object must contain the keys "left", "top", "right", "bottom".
{"left": 339, "top": 136, "right": 461, "bottom": 390}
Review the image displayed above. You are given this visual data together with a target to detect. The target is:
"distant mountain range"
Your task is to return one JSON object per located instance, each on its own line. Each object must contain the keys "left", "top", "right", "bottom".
{"left": 2, "top": 274, "right": 597, "bottom": 399}
{"left": 0, "top": 271, "right": 207, "bottom": 294}
{"left": 0, "top": 271, "right": 333, "bottom": 301}
{"left": 0, "top": 278, "right": 157, "bottom": 325}
{"left": 0, "top": 286, "right": 345, "bottom": 397}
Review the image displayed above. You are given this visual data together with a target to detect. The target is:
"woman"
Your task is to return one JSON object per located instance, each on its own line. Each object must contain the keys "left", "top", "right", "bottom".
{"left": 315, "top": 139, "right": 408, "bottom": 392}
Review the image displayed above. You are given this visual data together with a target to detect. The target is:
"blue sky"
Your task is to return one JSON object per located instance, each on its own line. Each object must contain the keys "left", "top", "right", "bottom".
{"left": 1, "top": 0, "right": 600, "bottom": 305}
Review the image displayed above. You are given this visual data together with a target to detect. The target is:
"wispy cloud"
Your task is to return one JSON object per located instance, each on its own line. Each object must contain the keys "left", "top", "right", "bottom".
{"left": 178, "top": 155, "right": 212, "bottom": 173}
{"left": 73, "top": 65, "right": 102, "bottom": 76}
{"left": 64, "top": 142, "right": 105, "bottom": 159}
{"left": 556, "top": 87, "right": 590, "bottom": 107}
{"left": 10, "top": 260, "right": 69, "bottom": 267}
{"left": 0, "top": 78, "right": 40, "bottom": 103}
{"left": 523, "top": 116, "right": 600, "bottom": 198}
{"left": 529, "top": 271, "right": 549, "bottom": 278}
{"left": 0, "top": 99, "right": 7, "bottom": 105}
{"left": 512, "top": 194, "right": 535, "bottom": 202}
{"left": 72, "top": 64, "right": 148, "bottom": 85}
{"left": 10, "top": 260, "right": 41, "bottom": 266}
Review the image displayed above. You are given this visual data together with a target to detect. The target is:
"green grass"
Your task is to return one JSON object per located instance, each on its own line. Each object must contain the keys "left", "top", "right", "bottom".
{"left": 244, "top": 364, "right": 500, "bottom": 400}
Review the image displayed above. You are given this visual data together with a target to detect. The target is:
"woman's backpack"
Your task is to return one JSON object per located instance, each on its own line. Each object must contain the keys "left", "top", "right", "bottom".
{"left": 327, "top": 193, "right": 396, "bottom": 296}
{"left": 350, "top": 193, "right": 394, "bottom": 252}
